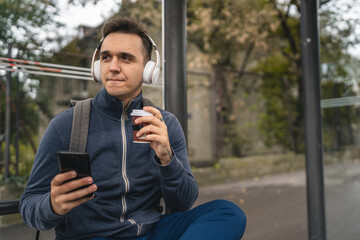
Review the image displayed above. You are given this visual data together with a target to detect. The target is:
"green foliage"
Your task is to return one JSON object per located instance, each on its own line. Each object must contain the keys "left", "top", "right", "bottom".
{"left": 0, "top": 0, "right": 63, "bottom": 181}
{"left": 0, "top": 140, "right": 36, "bottom": 185}
{"left": 321, "top": 82, "right": 358, "bottom": 151}
{"left": 117, "top": 0, "right": 162, "bottom": 28}
{"left": 187, "top": 0, "right": 280, "bottom": 156}
{"left": 318, "top": 0, "right": 360, "bottom": 151}
{"left": 0, "top": 0, "right": 62, "bottom": 59}
{"left": 254, "top": 51, "right": 299, "bottom": 150}
{"left": 188, "top": 0, "right": 277, "bottom": 66}
{"left": 187, "top": 0, "right": 360, "bottom": 156}
{"left": 250, "top": 0, "right": 360, "bottom": 154}
{"left": 0, "top": 174, "right": 28, "bottom": 187}
{"left": 224, "top": 124, "right": 251, "bottom": 156}
{"left": 0, "top": 77, "right": 40, "bottom": 138}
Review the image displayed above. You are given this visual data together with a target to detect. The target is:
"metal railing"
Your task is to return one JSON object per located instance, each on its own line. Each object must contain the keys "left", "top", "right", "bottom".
{"left": 0, "top": 199, "right": 19, "bottom": 215}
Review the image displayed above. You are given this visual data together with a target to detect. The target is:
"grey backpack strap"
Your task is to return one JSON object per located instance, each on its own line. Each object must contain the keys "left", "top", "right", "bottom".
{"left": 142, "top": 97, "right": 156, "bottom": 107}
{"left": 69, "top": 98, "right": 92, "bottom": 152}
{"left": 69, "top": 99, "right": 78, "bottom": 108}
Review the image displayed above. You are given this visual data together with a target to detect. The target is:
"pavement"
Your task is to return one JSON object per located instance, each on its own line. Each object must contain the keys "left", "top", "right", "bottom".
{"left": 1, "top": 161, "right": 359, "bottom": 240}
{"left": 195, "top": 170, "right": 308, "bottom": 240}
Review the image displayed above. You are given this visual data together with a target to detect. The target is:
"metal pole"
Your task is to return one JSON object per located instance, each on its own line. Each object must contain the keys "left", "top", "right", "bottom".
{"left": 163, "top": 0, "right": 187, "bottom": 140}
{"left": 301, "top": 0, "right": 327, "bottom": 239}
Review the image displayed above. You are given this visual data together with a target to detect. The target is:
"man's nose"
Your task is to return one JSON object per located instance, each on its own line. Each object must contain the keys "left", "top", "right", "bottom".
{"left": 109, "top": 58, "right": 121, "bottom": 72}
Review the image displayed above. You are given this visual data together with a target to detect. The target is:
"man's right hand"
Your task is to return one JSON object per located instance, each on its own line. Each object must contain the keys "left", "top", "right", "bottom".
{"left": 50, "top": 171, "right": 97, "bottom": 216}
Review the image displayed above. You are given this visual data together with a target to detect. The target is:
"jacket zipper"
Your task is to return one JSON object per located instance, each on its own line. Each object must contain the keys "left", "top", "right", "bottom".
{"left": 119, "top": 102, "right": 140, "bottom": 235}
{"left": 137, "top": 223, "right": 142, "bottom": 236}
{"left": 120, "top": 102, "right": 131, "bottom": 222}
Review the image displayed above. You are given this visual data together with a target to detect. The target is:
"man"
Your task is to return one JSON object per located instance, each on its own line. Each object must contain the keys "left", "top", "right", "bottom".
{"left": 20, "top": 17, "right": 246, "bottom": 240}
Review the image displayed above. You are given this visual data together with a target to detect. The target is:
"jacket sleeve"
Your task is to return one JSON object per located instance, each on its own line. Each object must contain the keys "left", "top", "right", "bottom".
{"left": 19, "top": 119, "right": 66, "bottom": 230}
{"left": 154, "top": 112, "right": 199, "bottom": 212}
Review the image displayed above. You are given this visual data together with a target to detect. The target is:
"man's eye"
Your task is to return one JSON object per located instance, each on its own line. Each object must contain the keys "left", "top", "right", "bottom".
{"left": 122, "top": 56, "right": 131, "bottom": 61}
{"left": 101, "top": 55, "right": 111, "bottom": 61}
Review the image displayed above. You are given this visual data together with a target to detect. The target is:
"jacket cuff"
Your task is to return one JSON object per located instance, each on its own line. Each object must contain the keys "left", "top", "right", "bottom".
{"left": 39, "top": 193, "right": 65, "bottom": 225}
{"left": 154, "top": 150, "right": 184, "bottom": 179}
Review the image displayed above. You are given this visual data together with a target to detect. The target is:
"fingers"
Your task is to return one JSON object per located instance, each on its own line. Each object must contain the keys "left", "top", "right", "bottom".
{"left": 62, "top": 183, "right": 97, "bottom": 202}
{"left": 51, "top": 173, "right": 97, "bottom": 215}
{"left": 66, "top": 176, "right": 94, "bottom": 192}
{"left": 51, "top": 188, "right": 95, "bottom": 216}
{"left": 134, "top": 107, "right": 165, "bottom": 139}
{"left": 52, "top": 172, "right": 94, "bottom": 195}
{"left": 136, "top": 107, "right": 164, "bottom": 126}
{"left": 143, "top": 106, "right": 161, "bottom": 118}
{"left": 136, "top": 106, "right": 172, "bottom": 165}
{"left": 143, "top": 106, "right": 164, "bottom": 124}
{"left": 136, "top": 124, "right": 167, "bottom": 141}
{"left": 52, "top": 171, "right": 77, "bottom": 186}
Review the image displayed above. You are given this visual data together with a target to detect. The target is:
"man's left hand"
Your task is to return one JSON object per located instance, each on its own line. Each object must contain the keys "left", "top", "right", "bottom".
{"left": 135, "top": 106, "right": 173, "bottom": 165}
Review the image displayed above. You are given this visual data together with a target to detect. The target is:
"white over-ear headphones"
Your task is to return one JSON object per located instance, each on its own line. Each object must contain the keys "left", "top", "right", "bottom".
{"left": 91, "top": 34, "right": 160, "bottom": 85}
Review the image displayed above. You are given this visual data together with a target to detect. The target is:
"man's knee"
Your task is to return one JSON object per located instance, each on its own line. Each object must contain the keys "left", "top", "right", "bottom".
{"left": 207, "top": 199, "right": 246, "bottom": 222}
{"left": 196, "top": 199, "right": 246, "bottom": 238}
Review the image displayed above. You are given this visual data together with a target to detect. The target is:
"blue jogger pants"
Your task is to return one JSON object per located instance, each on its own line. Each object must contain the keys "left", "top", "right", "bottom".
{"left": 92, "top": 199, "right": 246, "bottom": 240}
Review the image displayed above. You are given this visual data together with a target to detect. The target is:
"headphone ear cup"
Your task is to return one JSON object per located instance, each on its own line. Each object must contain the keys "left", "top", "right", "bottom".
{"left": 151, "top": 67, "right": 160, "bottom": 85}
{"left": 93, "top": 60, "right": 101, "bottom": 82}
{"left": 143, "top": 61, "right": 156, "bottom": 84}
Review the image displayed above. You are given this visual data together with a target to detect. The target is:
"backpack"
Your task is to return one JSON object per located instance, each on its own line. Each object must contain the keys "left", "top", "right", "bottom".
{"left": 69, "top": 97, "right": 156, "bottom": 152}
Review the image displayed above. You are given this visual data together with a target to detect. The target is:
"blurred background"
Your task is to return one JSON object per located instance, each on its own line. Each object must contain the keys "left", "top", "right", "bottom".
{"left": 0, "top": 0, "right": 360, "bottom": 239}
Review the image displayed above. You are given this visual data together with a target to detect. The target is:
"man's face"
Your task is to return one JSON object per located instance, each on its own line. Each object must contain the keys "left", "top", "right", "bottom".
{"left": 100, "top": 32, "right": 145, "bottom": 103}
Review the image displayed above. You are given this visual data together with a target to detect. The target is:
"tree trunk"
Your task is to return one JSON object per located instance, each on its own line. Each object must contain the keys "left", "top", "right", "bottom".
{"left": 4, "top": 65, "right": 11, "bottom": 180}
{"left": 293, "top": 58, "right": 303, "bottom": 153}
{"left": 346, "top": 107, "right": 354, "bottom": 145}
{"left": 213, "top": 67, "right": 225, "bottom": 158}
{"left": 20, "top": 120, "right": 37, "bottom": 155}
{"left": 0, "top": 76, "right": 2, "bottom": 173}
{"left": 15, "top": 74, "right": 20, "bottom": 175}
{"left": 333, "top": 84, "right": 341, "bottom": 150}
{"left": 283, "top": 76, "right": 296, "bottom": 152}
{"left": 4, "top": 44, "right": 12, "bottom": 180}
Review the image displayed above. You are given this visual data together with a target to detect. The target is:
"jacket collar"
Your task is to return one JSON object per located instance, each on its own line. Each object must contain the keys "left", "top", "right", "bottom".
{"left": 93, "top": 87, "right": 143, "bottom": 120}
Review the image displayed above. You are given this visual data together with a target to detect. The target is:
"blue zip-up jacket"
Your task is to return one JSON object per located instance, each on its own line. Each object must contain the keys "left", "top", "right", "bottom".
{"left": 19, "top": 88, "right": 199, "bottom": 239}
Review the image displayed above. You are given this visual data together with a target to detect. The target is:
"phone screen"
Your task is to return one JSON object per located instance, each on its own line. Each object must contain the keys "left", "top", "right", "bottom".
{"left": 57, "top": 151, "right": 92, "bottom": 197}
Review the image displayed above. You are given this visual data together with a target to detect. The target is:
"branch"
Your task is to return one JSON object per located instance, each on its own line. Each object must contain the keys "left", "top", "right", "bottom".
{"left": 270, "top": 0, "right": 299, "bottom": 56}
{"left": 319, "top": 0, "right": 332, "bottom": 7}
{"left": 235, "top": 41, "right": 256, "bottom": 81}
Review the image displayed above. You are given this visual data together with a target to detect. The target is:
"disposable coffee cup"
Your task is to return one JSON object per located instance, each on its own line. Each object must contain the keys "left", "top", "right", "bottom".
{"left": 130, "top": 109, "right": 153, "bottom": 143}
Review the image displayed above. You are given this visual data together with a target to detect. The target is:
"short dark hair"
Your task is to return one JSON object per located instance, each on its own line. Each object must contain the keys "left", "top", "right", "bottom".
{"left": 101, "top": 17, "right": 152, "bottom": 62}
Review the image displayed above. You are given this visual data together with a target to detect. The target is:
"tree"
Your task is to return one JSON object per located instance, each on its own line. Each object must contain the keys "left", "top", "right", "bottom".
{"left": 187, "top": 0, "right": 360, "bottom": 156}
{"left": 187, "top": 0, "right": 279, "bottom": 156}
{"left": 0, "top": 0, "right": 62, "bottom": 180}
{"left": 319, "top": 0, "right": 360, "bottom": 151}
{"left": 254, "top": 0, "right": 302, "bottom": 153}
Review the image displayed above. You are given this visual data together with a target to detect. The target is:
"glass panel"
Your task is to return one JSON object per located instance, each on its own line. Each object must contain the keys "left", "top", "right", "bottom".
{"left": 1, "top": 1, "right": 311, "bottom": 239}
{"left": 0, "top": 0, "right": 162, "bottom": 233}
{"left": 319, "top": 1, "right": 360, "bottom": 239}
{"left": 187, "top": 1, "right": 307, "bottom": 239}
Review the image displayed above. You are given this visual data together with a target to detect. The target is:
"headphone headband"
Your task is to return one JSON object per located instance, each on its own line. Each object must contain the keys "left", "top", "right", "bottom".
{"left": 97, "top": 38, "right": 104, "bottom": 50}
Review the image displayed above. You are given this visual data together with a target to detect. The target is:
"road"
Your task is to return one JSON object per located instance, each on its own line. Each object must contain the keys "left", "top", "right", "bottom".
{"left": 1, "top": 161, "right": 359, "bottom": 240}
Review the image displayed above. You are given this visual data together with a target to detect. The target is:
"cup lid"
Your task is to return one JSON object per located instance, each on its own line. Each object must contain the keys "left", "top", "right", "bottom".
{"left": 130, "top": 109, "right": 153, "bottom": 116}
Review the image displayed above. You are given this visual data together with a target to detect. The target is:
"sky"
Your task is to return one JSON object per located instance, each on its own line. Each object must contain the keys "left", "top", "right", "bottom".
{"left": 54, "top": 0, "right": 120, "bottom": 40}
{"left": 56, "top": 0, "right": 119, "bottom": 28}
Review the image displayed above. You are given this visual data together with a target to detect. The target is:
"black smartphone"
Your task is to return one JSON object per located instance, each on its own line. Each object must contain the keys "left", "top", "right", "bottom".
{"left": 57, "top": 151, "right": 93, "bottom": 198}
